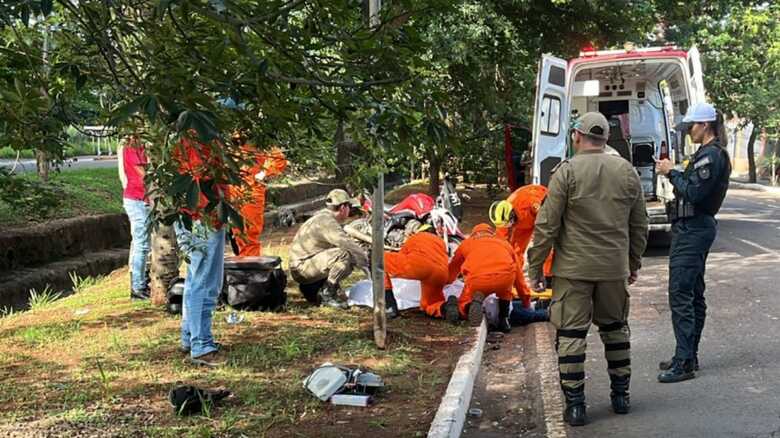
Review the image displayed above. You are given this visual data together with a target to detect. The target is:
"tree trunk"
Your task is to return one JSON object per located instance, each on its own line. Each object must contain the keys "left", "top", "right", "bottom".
{"left": 149, "top": 224, "right": 179, "bottom": 305}
{"left": 748, "top": 126, "right": 758, "bottom": 184}
{"left": 36, "top": 150, "right": 49, "bottom": 181}
{"left": 428, "top": 152, "right": 441, "bottom": 196}
{"left": 335, "top": 119, "right": 350, "bottom": 183}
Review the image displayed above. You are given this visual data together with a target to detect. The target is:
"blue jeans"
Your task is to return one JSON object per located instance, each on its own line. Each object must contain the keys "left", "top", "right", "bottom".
{"left": 123, "top": 198, "right": 151, "bottom": 292}
{"left": 510, "top": 300, "right": 549, "bottom": 326}
{"left": 175, "top": 221, "right": 225, "bottom": 358}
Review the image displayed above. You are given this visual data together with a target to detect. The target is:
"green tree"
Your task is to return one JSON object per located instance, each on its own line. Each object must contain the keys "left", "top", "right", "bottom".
{"left": 0, "top": 6, "right": 90, "bottom": 180}
{"left": 684, "top": 4, "right": 780, "bottom": 182}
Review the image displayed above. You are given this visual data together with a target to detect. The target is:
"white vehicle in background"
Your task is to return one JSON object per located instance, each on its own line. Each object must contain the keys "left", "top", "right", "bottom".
{"left": 530, "top": 44, "right": 706, "bottom": 236}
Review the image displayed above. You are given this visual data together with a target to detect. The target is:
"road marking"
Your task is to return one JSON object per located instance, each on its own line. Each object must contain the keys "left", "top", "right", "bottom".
{"left": 735, "top": 238, "right": 777, "bottom": 255}
{"left": 534, "top": 323, "right": 568, "bottom": 438}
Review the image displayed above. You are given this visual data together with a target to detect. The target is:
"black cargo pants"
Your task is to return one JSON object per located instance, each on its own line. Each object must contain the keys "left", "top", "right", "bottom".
{"left": 668, "top": 215, "right": 717, "bottom": 362}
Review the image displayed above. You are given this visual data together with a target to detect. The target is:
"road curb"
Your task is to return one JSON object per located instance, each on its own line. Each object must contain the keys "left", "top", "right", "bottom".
{"left": 427, "top": 319, "right": 488, "bottom": 438}
{"left": 730, "top": 181, "right": 780, "bottom": 193}
{"left": 533, "top": 323, "right": 568, "bottom": 438}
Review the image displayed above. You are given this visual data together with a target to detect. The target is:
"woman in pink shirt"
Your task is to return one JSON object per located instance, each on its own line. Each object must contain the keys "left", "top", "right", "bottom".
{"left": 122, "top": 135, "right": 151, "bottom": 300}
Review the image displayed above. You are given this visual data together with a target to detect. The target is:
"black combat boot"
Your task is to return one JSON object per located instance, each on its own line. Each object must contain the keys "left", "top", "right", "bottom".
{"left": 319, "top": 282, "right": 348, "bottom": 309}
{"left": 496, "top": 299, "right": 511, "bottom": 333}
{"left": 385, "top": 289, "right": 399, "bottom": 319}
{"left": 609, "top": 374, "right": 631, "bottom": 414}
{"left": 299, "top": 279, "right": 326, "bottom": 305}
{"left": 657, "top": 359, "right": 695, "bottom": 383}
{"left": 442, "top": 296, "right": 460, "bottom": 324}
{"left": 467, "top": 292, "right": 485, "bottom": 327}
{"left": 659, "top": 356, "right": 699, "bottom": 371}
{"left": 562, "top": 386, "right": 587, "bottom": 426}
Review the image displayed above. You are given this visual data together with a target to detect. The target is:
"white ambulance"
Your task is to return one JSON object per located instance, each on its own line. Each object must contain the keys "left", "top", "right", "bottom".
{"left": 531, "top": 45, "right": 706, "bottom": 234}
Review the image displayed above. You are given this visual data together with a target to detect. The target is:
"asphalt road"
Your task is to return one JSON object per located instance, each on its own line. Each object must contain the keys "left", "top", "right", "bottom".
{"left": 0, "top": 156, "right": 117, "bottom": 173}
{"left": 466, "top": 189, "right": 780, "bottom": 438}
{"left": 571, "top": 189, "right": 780, "bottom": 438}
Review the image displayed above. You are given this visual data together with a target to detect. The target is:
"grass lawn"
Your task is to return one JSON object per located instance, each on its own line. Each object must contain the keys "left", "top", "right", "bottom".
{"left": 0, "top": 168, "right": 123, "bottom": 230}
{"left": 0, "top": 257, "right": 471, "bottom": 437}
{"left": 0, "top": 181, "right": 504, "bottom": 437}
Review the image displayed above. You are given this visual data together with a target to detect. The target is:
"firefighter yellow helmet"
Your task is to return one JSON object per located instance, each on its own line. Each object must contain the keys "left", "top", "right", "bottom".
{"left": 489, "top": 200, "right": 514, "bottom": 228}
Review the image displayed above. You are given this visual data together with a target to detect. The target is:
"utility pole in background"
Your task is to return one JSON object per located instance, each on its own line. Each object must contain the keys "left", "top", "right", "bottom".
{"left": 368, "top": 0, "right": 386, "bottom": 349}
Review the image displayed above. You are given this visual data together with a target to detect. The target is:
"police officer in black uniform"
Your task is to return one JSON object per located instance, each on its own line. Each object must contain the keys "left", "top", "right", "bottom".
{"left": 655, "top": 102, "right": 731, "bottom": 383}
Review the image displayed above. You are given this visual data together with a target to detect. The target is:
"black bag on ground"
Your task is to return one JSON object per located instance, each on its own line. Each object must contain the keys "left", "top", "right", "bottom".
{"left": 169, "top": 385, "right": 231, "bottom": 416}
{"left": 221, "top": 256, "right": 287, "bottom": 311}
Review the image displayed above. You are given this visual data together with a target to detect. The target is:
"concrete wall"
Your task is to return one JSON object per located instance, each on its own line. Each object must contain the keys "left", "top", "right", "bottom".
{"left": 0, "top": 214, "right": 130, "bottom": 271}
{"left": 0, "top": 214, "right": 130, "bottom": 310}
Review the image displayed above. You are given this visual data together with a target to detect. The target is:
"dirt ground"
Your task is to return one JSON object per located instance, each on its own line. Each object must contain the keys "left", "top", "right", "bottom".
{"left": 0, "top": 182, "right": 506, "bottom": 438}
{"left": 461, "top": 327, "right": 548, "bottom": 437}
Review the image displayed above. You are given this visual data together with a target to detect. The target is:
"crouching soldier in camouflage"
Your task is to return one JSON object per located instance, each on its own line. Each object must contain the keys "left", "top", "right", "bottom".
{"left": 527, "top": 112, "right": 649, "bottom": 426}
{"left": 289, "top": 189, "right": 369, "bottom": 309}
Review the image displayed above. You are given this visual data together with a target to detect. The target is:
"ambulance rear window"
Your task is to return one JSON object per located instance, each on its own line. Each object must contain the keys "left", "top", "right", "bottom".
{"left": 549, "top": 66, "right": 565, "bottom": 87}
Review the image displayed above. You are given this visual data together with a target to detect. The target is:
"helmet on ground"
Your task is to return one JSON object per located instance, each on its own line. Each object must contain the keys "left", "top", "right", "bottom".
{"left": 489, "top": 200, "right": 514, "bottom": 228}
{"left": 166, "top": 277, "right": 185, "bottom": 315}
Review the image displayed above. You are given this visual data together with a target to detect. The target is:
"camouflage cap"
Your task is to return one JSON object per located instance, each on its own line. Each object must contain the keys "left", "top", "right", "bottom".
{"left": 326, "top": 189, "right": 359, "bottom": 208}
{"left": 574, "top": 112, "right": 610, "bottom": 140}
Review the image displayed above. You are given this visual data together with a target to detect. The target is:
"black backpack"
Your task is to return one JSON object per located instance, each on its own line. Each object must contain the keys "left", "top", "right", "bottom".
{"left": 220, "top": 256, "right": 287, "bottom": 311}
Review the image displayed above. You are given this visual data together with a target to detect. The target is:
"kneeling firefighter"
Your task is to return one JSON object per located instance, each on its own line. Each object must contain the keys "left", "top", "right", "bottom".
{"left": 383, "top": 224, "right": 450, "bottom": 319}
{"left": 447, "top": 223, "right": 527, "bottom": 332}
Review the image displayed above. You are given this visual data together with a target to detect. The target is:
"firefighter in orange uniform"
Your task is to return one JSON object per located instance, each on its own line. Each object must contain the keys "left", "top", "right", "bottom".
{"left": 447, "top": 223, "right": 525, "bottom": 332}
{"left": 383, "top": 226, "right": 450, "bottom": 320}
{"left": 229, "top": 137, "right": 288, "bottom": 256}
{"left": 491, "top": 184, "right": 554, "bottom": 299}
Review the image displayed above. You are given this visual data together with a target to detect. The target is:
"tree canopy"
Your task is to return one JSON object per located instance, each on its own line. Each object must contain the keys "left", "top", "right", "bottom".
{"left": 1, "top": 0, "right": 770, "bottom": 220}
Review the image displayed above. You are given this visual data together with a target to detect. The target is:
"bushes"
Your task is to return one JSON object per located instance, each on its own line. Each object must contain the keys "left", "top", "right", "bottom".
{"left": 0, "top": 147, "right": 35, "bottom": 159}
{"left": 0, "top": 168, "right": 64, "bottom": 220}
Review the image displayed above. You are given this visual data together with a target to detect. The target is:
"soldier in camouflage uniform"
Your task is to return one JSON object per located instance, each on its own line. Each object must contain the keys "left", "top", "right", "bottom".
{"left": 289, "top": 189, "right": 368, "bottom": 309}
{"left": 527, "top": 112, "right": 649, "bottom": 426}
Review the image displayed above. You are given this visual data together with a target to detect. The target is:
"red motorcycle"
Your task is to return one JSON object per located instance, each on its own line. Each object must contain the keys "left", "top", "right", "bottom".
{"left": 350, "top": 190, "right": 464, "bottom": 253}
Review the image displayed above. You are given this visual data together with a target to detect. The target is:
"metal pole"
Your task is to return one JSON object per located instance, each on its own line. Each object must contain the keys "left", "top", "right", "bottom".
{"left": 368, "top": 0, "right": 386, "bottom": 349}
{"left": 371, "top": 173, "right": 386, "bottom": 349}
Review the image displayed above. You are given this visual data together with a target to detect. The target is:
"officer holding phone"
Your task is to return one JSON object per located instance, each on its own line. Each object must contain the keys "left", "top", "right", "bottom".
{"left": 655, "top": 102, "right": 731, "bottom": 383}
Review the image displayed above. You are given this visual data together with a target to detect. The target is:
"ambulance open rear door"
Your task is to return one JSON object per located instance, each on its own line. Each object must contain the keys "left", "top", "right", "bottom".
{"left": 532, "top": 54, "right": 569, "bottom": 186}
{"left": 687, "top": 46, "right": 706, "bottom": 104}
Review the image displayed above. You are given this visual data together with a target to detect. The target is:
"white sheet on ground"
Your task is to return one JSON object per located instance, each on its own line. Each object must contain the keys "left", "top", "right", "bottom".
{"left": 346, "top": 279, "right": 512, "bottom": 327}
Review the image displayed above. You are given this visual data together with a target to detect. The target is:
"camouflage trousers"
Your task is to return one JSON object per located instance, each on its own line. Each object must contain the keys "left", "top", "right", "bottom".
{"left": 289, "top": 248, "right": 355, "bottom": 287}
{"left": 550, "top": 277, "right": 631, "bottom": 390}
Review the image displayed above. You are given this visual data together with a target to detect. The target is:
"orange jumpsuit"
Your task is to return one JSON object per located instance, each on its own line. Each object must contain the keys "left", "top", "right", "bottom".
{"left": 495, "top": 185, "right": 553, "bottom": 299}
{"left": 228, "top": 146, "right": 287, "bottom": 256}
{"left": 173, "top": 134, "right": 227, "bottom": 226}
{"left": 384, "top": 232, "right": 449, "bottom": 318}
{"left": 448, "top": 224, "right": 528, "bottom": 317}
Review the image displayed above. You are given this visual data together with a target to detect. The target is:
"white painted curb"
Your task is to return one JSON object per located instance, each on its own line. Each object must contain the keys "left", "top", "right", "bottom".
{"left": 534, "top": 323, "right": 568, "bottom": 438}
{"left": 427, "top": 319, "right": 488, "bottom": 438}
{"left": 730, "top": 181, "right": 780, "bottom": 194}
